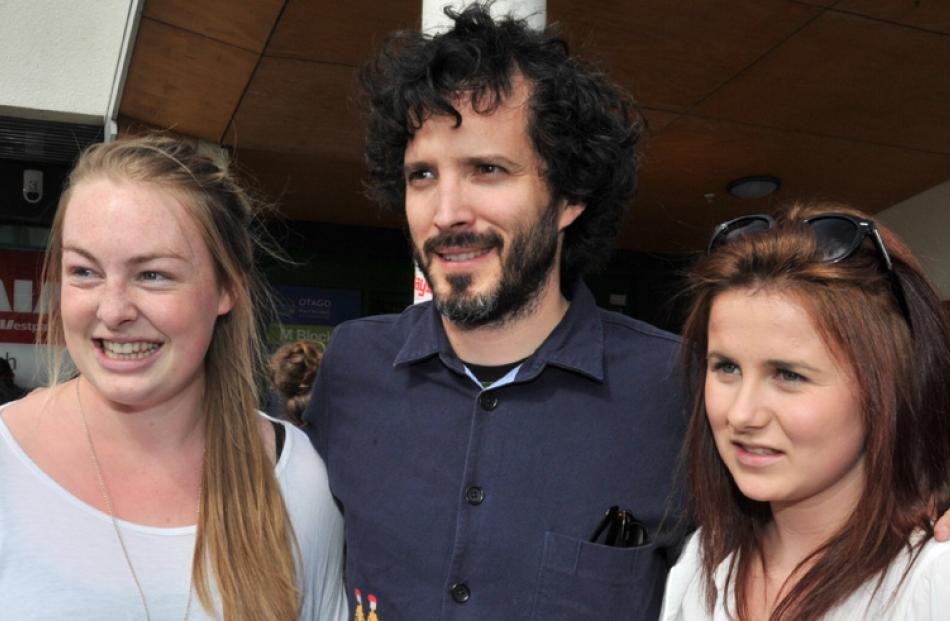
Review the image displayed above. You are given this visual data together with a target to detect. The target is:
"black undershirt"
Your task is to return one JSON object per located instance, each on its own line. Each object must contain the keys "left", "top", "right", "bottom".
{"left": 465, "top": 358, "right": 527, "bottom": 388}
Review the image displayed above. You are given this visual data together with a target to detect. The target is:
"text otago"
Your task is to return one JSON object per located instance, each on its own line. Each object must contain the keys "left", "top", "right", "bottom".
{"left": 297, "top": 298, "right": 333, "bottom": 308}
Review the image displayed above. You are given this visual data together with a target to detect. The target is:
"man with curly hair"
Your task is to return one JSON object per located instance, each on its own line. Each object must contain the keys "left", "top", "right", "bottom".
{"left": 305, "top": 5, "right": 686, "bottom": 619}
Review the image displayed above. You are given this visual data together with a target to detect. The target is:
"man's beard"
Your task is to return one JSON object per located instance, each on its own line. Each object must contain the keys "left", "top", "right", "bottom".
{"left": 413, "top": 201, "right": 561, "bottom": 329}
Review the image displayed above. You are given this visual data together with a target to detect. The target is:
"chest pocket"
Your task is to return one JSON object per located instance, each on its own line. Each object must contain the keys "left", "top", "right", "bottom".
{"left": 530, "top": 531, "right": 663, "bottom": 621}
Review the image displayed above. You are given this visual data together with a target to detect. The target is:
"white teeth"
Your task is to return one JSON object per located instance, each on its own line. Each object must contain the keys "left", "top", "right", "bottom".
{"left": 745, "top": 446, "right": 780, "bottom": 455}
{"left": 100, "top": 340, "right": 160, "bottom": 360}
{"left": 443, "top": 249, "right": 490, "bottom": 262}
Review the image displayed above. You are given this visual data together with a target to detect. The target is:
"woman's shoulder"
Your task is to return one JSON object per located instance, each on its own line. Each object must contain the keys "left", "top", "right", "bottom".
{"left": 256, "top": 413, "right": 334, "bottom": 514}
{"left": 1, "top": 386, "right": 51, "bottom": 424}
{"left": 905, "top": 536, "right": 950, "bottom": 583}
{"left": 837, "top": 534, "right": 950, "bottom": 620}
{"left": 661, "top": 530, "right": 710, "bottom": 620}
{"left": 256, "top": 413, "right": 325, "bottom": 476}
{"left": 0, "top": 387, "right": 68, "bottom": 462}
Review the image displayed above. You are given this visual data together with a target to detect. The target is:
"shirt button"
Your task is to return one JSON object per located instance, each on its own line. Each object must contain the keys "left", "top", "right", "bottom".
{"left": 450, "top": 582, "right": 471, "bottom": 603}
{"left": 479, "top": 393, "right": 499, "bottom": 411}
{"left": 464, "top": 486, "right": 485, "bottom": 505}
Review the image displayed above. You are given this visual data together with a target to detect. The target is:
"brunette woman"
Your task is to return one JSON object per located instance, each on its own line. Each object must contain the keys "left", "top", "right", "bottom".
{"left": 269, "top": 339, "right": 323, "bottom": 427}
{"left": 0, "top": 135, "right": 346, "bottom": 619}
{"left": 662, "top": 202, "right": 950, "bottom": 620}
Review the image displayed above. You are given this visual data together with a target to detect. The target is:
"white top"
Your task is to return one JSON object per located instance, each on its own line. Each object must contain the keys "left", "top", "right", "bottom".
{"left": 0, "top": 402, "right": 348, "bottom": 620}
{"left": 661, "top": 529, "right": 950, "bottom": 620}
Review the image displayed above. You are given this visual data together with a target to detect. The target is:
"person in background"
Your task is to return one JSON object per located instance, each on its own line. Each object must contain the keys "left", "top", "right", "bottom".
{"left": 662, "top": 203, "right": 950, "bottom": 620}
{"left": 0, "top": 358, "right": 27, "bottom": 404}
{"left": 0, "top": 135, "right": 346, "bottom": 620}
{"left": 269, "top": 339, "right": 323, "bottom": 427}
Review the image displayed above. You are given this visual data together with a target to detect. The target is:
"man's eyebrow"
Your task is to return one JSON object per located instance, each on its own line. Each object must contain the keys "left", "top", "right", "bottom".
{"left": 460, "top": 155, "right": 522, "bottom": 169}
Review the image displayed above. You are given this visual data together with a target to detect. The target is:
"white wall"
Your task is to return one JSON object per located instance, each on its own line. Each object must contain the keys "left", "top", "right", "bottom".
{"left": 876, "top": 180, "right": 950, "bottom": 300}
{"left": 0, "top": 0, "right": 134, "bottom": 124}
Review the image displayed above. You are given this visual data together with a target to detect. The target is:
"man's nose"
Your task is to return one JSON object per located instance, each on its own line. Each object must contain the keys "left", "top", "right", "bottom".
{"left": 432, "top": 174, "right": 474, "bottom": 230}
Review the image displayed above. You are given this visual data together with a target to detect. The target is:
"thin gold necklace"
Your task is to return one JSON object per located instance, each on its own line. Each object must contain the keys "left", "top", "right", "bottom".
{"left": 75, "top": 379, "right": 199, "bottom": 621}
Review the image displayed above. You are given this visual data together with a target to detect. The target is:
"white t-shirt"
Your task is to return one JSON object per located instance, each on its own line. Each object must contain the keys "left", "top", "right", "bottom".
{"left": 0, "top": 402, "right": 348, "bottom": 620}
{"left": 661, "top": 529, "right": 950, "bottom": 620}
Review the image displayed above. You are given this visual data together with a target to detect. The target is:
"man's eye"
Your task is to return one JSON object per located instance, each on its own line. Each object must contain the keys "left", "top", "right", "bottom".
{"left": 476, "top": 163, "right": 505, "bottom": 175}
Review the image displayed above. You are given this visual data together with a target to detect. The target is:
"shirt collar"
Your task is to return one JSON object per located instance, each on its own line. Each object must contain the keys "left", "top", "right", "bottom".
{"left": 394, "top": 280, "right": 605, "bottom": 382}
{"left": 518, "top": 280, "right": 605, "bottom": 382}
{"left": 393, "top": 300, "right": 466, "bottom": 374}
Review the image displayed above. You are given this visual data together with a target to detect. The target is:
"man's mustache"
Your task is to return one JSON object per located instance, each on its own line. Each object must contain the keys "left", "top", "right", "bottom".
{"left": 423, "top": 231, "right": 504, "bottom": 255}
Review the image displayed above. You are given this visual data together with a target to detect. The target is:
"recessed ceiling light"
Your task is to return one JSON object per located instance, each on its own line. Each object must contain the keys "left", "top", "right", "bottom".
{"left": 727, "top": 175, "right": 781, "bottom": 199}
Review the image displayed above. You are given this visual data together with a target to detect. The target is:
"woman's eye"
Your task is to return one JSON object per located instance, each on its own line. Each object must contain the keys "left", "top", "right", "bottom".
{"left": 776, "top": 368, "right": 807, "bottom": 383}
{"left": 140, "top": 271, "right": 167, "bottom": 282}
{"left": 67, "top": 267, "right": 93, "bottom": 278}
{"left": 711, "top": 360, "right": 739, "bottom": 375}
{"left": 406, "top": 169, "right": 434, "bottom": 183}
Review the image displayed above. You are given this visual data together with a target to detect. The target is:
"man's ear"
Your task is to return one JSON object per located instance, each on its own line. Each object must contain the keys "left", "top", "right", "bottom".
{"left": 558, "top": 200, "right": 586, "bottom": 231}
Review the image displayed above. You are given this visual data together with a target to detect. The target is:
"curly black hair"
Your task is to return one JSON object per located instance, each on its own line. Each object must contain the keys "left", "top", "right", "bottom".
{"left": 361, "top": 2, "right": 643, "bottom": 288}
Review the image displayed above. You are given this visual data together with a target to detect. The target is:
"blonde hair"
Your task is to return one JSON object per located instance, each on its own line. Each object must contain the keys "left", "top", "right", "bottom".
{"left": 269, "top": 340, "right": 324, "bottom": 426}
{"left": 40, "top": 134, "right": 299, "bottom": 620}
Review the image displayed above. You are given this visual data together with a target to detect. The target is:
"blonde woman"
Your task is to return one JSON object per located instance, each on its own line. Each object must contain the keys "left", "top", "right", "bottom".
{"left": 0, "top": 135, "right": 347, "bottom": 620}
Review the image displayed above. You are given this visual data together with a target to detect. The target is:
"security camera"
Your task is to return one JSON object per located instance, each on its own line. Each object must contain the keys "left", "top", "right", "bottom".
{"left": 23, "top": 169, "right": 43, "bottom": 204}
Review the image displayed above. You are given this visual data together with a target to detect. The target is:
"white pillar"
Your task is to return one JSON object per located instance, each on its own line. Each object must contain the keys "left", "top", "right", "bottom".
{"left": 413, "top": 0, "right": 547, "bottom": 304}
{"left": 421, "top": 0, "right": 546, "bottom": 34}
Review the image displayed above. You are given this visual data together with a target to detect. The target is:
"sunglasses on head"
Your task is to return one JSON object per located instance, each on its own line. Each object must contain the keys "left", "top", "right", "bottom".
{"left": 707, "top": 212, "right": 909, "bottom": 321}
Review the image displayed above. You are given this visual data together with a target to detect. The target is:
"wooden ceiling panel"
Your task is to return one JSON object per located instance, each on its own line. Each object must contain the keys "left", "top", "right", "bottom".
{"left": 641, "top": 108, "right": 681, "bottom": 136}
{"left": 694, "top": 10, "right": 950, "bottom": 154}
{"left": 121, "top": 18, "right": 259, "bottom": 141}
{"left": 266, "top": 0, "right": 421, "bottom": 66}
{"left": 548, "top": 0, "right": 820, "bottom": 111}
{"left": 117, "top": 2, "right": 950, "bottom": 255}
{"left": 836, "top": 0, "right": 950, "bottom": 34}
{"left": 620, "top": 115, "right": 950, "bottom": 252}
{"left": 225, "top": 57, "right": 362, "bottom": 159}
{"left": 236, "top": 148, "right": 402, "bottom": 228}
{"left": 144, "top": 0, "right": 284, "bottom": 52}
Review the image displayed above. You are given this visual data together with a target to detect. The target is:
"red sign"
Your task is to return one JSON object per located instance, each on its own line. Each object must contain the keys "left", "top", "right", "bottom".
{"left": 0, "top": 249, "right": 46, "bottom": 344}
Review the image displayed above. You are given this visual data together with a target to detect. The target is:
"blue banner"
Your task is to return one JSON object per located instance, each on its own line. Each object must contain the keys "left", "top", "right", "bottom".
{"left": 272, "top": 286, "right": 362, "bottom": 326}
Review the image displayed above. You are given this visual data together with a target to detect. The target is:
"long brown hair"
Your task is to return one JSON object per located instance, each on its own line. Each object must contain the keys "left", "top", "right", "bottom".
{"left": 680, "top": 201, "right": 950, "bottom": 620}
{"left": 40, "top": 135, "right": 300, "bottom": 620}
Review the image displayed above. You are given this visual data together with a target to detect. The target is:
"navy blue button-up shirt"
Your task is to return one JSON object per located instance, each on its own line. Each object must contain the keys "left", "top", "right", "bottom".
{"left": 305, "top": 282, "right": 687, "bottom": 620}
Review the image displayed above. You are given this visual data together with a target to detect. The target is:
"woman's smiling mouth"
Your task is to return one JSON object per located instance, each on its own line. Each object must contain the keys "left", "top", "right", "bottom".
{"left": 95, "top": 339, "right": 163, "bottom": 360}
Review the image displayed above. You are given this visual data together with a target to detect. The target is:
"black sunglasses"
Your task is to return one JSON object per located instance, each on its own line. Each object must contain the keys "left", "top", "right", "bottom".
{"left": 707, "top": 212, "right": 909, "bottom": 320}
{"left": 589, "top": 506, "right": 649, "bottom": 548}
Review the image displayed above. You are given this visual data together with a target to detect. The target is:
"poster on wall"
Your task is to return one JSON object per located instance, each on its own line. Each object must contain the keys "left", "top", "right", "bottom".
{"left": 0, "top": 248, "right": 47, "bottom": 387}
{"left": 268, "top": 285, "right": 362, "bottom": 349}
